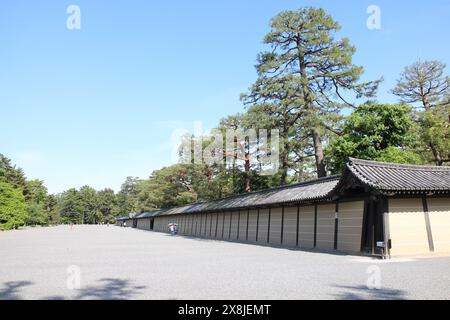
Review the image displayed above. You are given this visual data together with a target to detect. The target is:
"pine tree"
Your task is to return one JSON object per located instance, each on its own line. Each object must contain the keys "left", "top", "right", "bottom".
{"left": 242, "top": 7, "right": 381, "bottom": 179}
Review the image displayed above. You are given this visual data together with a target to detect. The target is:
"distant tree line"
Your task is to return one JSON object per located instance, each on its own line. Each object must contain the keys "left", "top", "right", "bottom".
{"left": 1, "top": 7, "right": 449, "bottom": 230}
{"left": 0, "top": 154, "right": 120, "bottom": 229}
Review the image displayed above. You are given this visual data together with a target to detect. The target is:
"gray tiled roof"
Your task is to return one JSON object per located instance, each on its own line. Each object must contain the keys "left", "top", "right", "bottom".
{"left": 116, "top": 212, "right": 140, "bottom": 220}
{"left": 140, "top": 175, "right": 340, "bottom": 218}
{"left": 131, "top": 158, "right": 450, "bottom": 220}
{"left": 346, "top": 158, "right": 450, "bottom": 192}
{"left": 135, "top": 211, "right": 163, "bottom": 218}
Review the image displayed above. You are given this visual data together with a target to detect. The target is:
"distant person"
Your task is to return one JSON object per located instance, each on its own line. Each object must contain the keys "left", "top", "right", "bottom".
{"left": 123, "top": 222, "right": 127, "bottom": 228}
{"left": 170, "top": 224, "right": 178, "bottom": 235}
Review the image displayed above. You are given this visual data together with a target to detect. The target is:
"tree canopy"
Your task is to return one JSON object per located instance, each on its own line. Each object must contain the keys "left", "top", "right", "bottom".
{"left": 0, "top": 181, "right": 27, "bottom": 230}
{"left": 242, "top": 7, "right": 381, "bottom": 180}
{"left": 326, "top": 103, "right": 421, "bottom": 173}
{"left": 392, "top": 60, "right": 450, "bottom": 165}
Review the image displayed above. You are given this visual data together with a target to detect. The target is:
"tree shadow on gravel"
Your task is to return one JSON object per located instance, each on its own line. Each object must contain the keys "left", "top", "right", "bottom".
{"left": 0, "top": 281, "right": 33, "bottom": 300}
{"left": 332, "top": 284, "right": 406, "bottom": 300}
{"left": 163, "top": 233, "right": 360, "bottom": 257}
{"left": 44, "top": 295, "right": 66, "bottom": 300}
{"left": 75, "top": 278, "right": 146, "bottom": 300}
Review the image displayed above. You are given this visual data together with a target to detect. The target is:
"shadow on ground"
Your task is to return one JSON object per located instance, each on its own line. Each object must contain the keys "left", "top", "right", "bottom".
{"left": 332, "top": 284, "right": 406, "bottom": 300}
{"left": 75, "top": 278, "right": 146, "bottom": 300}
{"left": 162, "top": 233, "right": 359, "bottom": 257}
{"left": 0, "top": 281, "right": 33, "bottom": 300}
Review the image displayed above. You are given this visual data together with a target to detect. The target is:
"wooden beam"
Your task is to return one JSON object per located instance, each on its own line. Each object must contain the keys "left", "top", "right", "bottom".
{"left": 296, "top": 205, "right": 300, "bottom": 247}
{"left": 246, "top": 210, "right": 250, "bottom": 241}
{"left": 221, "top": 212, "right": 225, "bottom": 239}
{"left": 281, "top": 206, "right": 285, "bottom": 245}
{"left": 256, "top": 209, "right": 260, "bottom": 242}
{"left": 237, "top": 210, "right": 241, "bottom": 240}
{"left": 215, "top": 213, "right": 219, "bottom": 238}
{"left": 229, "top": 212, "right": 232, "bottom": 239}
{"left": 314, "top": 204, "right": 318, "bottom": 248}
{"left": 334, "top": 202, "right": 339, "bottom": 250}
{"left": 422, "top": 197, "right": 435, "bottom": 252}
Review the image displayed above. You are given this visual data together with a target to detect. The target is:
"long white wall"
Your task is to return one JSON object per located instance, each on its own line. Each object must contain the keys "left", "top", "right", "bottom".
{"left": 135, "top": 201, "right": 365, "bottom": 254}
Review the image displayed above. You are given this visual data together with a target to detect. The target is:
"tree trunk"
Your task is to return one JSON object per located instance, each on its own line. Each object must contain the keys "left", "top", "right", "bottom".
{"left": 244, "top": 152, "right": 251, "bottom": 192}
{"left": 279, "top": 154, "right": 289, "bottom": 185}
{"left": 421, "top": 97, "right": 443, "bottom": 166}
{"left": 430, "top": 142, "right": 443, "bottom": 166}
{"left": 297, "top": 44, "right": 326, "bottom": 179}
{"left": 312, "top": 129, "right": 327, "bottom": 177}
{"left": 279, "top": 130, "right": 290, "bottom": 185}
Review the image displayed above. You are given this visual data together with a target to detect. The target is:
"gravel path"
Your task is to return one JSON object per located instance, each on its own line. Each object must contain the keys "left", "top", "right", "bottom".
{"left": 1, "top": 225, "right": 449, "bottom": 300}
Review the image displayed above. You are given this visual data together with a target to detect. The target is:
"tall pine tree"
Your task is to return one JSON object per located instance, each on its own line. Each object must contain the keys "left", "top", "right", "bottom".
{"left": 242, "top": 7, "right": 381, "bottom": 180}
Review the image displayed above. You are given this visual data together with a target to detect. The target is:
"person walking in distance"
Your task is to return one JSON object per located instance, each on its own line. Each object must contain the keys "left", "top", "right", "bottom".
{"left": 169, "top": 223, "right": 176, "bottom": 236}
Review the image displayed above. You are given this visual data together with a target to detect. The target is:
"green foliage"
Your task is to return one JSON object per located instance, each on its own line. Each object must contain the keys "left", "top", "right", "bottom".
{"left": 374, "top": 146, "right": 422, "bottom": 164}
{"left": 392, "top": 60, "right": 450, "bottom": 165}
{"left": 97, "top": 188, "right": 119, "bottom": 223}
{"left": 26, "top": 203, "right": 48, "bottom": 226}
{"left": 326, "top": 103, "right": 421, "bottom": 173}
{"left": 0, "top": 181, "right": 27, "bottom": 230}
{"left": 392, "top": 60, "right": 449, "bottom": 109}
{"left": 0, "top": 154, "right": 59, "bottom": 227}
{"left": 24, "top": 179, "right": 51, "bottom": 226}
{"left": 242, "top": 7, "right": 381, "bottom": 178}
{"left": 0, "top": 154, "right": 27, "bottom": 190}
{"left": 0, "top": 168, "right": 6, "bottom": 183}
{"left": 116, "top": 177, "right": 142, "bottom": 214}
{"left": 44, "top": 194, "right": 60, "bottom": 225}
{"left": 59, "top": 188, "right": 83, "bottom": 224}
{"left": 79, "top": 186, "right": 102, "bottom": 224}
{"left": 25, "top": 179, "right": 48, "bottom": 204}
{"left": 139, "top": 164, "right": 205, "bottom": 209}
{"left": 418, "top": 105, "right": 450, "bottom": 165}
{"left": 58, "top": 186, "right": 116, "bottom": 224}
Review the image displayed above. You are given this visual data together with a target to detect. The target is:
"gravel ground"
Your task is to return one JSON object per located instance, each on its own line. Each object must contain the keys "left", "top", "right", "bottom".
{"left": 0, "top": 225, "right": 449, "bottom": 300}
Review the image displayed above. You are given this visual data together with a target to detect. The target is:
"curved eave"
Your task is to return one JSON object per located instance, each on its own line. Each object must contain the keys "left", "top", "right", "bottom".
{"left": 379, "top": 189, "right": 450, "bottom": 196}
{"left": 343, "top": 158, "right": 450, "bottom": 195}
{"left": 129, "top": 159, "right": 450, "bottom": 220}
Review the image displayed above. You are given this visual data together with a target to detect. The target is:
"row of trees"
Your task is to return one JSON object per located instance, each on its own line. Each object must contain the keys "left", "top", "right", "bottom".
{"left": 175, "top": 8, "right": 449, "bottom": 191}
{"left": 1, "top": 154, "right": 116, "bottom": 229}
{"left": 245, "top": 9, "right": 448, "bottom": 176}
{"left": 1, "top": 7, "right": 448, "bottom": 230}
{"left": 0, "top": 156, "right": 233, "bottom": 229}
{"left": 0, "top": 154, "right": 55, "bottom": 230}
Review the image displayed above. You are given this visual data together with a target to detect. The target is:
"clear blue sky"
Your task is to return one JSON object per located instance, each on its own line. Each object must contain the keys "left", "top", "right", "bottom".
{"left": 1, "top": 0, "right": 449, "bottom": 194}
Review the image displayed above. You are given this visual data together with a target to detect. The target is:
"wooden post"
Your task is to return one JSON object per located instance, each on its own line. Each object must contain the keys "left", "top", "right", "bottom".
{"left": 296, "top": 205, "right": 300, "bottom": 247}
{"left": 281, "top": 206, "right": 285, "bottom": 245}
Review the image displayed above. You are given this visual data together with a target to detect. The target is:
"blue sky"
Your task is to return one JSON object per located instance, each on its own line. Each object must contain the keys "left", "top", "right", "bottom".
{"left": 1, "top": 0, "right": 449, "bottom": 194}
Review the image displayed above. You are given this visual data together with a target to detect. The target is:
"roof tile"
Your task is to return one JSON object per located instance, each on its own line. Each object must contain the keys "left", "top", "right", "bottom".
{"left": 130, "top": 158, "right": 450, "bottom": 219}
